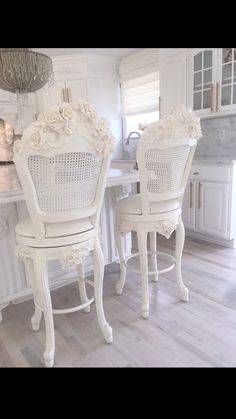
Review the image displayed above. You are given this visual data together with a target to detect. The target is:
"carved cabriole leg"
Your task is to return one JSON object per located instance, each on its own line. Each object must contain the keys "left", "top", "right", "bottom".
{"left": 115, "top": 222, "right": 127, "bottom": 295}
{"left": 77, "top": 263, "right": 90, "bottom": 313}
{"left": 0, "top": 303, "right": 9, "bottom": 322}
{"left": 137, "top": 226, "right": 149, "bottom": 319}
{"left": 149, "top": 231, "right": 158, "bottom": 282}
{"left": 24, "top": 258, "right": 43, "bottom": 331}
{"left": 93, "top": 235, "right": 113, "bottom": 344}
{"left": 175, "top": 216, "right": 189, "bottom": 302}
{"left": 33, "top": 249, "right": 55, "bottom": 367}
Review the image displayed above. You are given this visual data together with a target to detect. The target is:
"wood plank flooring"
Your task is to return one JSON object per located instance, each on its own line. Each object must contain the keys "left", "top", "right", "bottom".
{"left": 1, "top": 234, "right": 236, "bottom": 367}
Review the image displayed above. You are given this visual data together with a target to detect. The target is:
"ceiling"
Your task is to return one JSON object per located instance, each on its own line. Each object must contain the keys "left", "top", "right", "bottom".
{"left": 33, "top": 48, "right": 142, "bottom": 60}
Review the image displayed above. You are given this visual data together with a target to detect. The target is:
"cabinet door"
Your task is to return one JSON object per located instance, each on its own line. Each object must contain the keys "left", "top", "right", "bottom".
{"left": 160, "top": 52, "right": 187, "bottom": 117}
{"left": 189, "top": 49, "right": 217, "bottom": 116}
{"left": 182, "top": 180, "right": 196, "bottom": 231}
{"left": 47, "top": 80, "right": 66, "bottom": 107}
{"left": 217, "top": 48, "right": 236, "bottom": 112}
{"left": 66, "top": 80, "right": 87, "bottom": 103}
{"left": 196, "top": 181, "right": 229, "bottom": 238}
{"left": 0, "top": 89, "right": 16, "bottom": 104}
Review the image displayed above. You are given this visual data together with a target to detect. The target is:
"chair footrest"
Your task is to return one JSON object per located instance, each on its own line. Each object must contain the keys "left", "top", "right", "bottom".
{"left": 124, "top": 251, "right": 175, "bottom": 275}
{"left": 52, "top": 297, "right": 95, "bottom": 314}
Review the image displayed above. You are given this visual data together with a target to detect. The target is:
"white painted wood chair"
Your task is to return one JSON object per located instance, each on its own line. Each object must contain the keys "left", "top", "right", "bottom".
{"left": 115, "top": 105, "right": 201, "bottom": 318}
{"left": 13, "top": 102, "right": 114, "bottom": 367}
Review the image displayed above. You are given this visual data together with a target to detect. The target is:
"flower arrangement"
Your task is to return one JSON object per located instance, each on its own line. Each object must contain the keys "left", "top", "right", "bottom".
{"left": 13, "top": 101, "right": 114, "bottom": 157}
{"left": 141, "top": 104, "right": 202, "bottom": 147}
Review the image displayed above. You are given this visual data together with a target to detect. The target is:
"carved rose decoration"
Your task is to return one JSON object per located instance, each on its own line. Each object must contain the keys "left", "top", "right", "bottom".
{"left": 77, "top": 101, "right": 97, "bottom": 121}
{"left": 58, "top": 103, "right": 74, "bottom": 122}
{"left": 30, "top": 132, "right": 46, "bottom": 148}
{"left": 141, "top": 105, "right": 202, "bottom": 147}
{"left": 13, "top": 101, "right": 114, "bottom": 157}
{"left": 92, "top": 118, "right": 114, "bottom": 156}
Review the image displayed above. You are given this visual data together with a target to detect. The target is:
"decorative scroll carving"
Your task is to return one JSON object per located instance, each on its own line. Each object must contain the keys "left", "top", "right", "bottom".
{"left": 59, "top": 240, "right": 95, "bottom": 268}
{"left": 15, "top": 244, "right": 33, "bottom": 261}
{"left": 118, "top": 217, "right": 179, "bottom": 239}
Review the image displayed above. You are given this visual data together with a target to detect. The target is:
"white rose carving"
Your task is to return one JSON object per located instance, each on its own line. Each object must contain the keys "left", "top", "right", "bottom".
{"left": 30, "top": 132, "right": 45, "bottom": 148}
{"left": 44, "top": 111, "right": 58, "bottom": 125}
{"left": 78, "top": 102, "right": 97, "bottom": 121}
{"left": 58, "top": 104, "right": 74, "bottom": 122}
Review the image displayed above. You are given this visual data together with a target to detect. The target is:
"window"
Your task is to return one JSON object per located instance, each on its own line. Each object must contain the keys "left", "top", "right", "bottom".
{"left": 119, "top": 50, "right": 160, "bottom": 137}
{"left": 125, "top": 111, "right": 159, "bottom": 136}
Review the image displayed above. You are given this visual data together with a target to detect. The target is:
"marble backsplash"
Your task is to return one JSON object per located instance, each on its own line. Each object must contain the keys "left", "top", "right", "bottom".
{"left": 195, "top": 115, "right": 236, "bottom": 159}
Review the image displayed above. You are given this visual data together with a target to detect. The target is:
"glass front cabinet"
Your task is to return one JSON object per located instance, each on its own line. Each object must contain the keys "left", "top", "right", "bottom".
{"left": 188, "top": 48, "right": 236, "bottom": 117}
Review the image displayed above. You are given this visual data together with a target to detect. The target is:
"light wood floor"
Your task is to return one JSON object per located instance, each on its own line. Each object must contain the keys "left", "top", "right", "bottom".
{"left": 1, "top": 234, "right": 236, "bottom": 367}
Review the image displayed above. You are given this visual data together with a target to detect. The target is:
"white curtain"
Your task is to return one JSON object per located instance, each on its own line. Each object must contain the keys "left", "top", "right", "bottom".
{"left": 119, "top": 49, "right": 159, "bottom": 116}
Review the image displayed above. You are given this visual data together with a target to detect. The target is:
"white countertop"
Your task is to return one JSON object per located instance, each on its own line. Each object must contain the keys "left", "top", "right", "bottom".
{"left": 0, "top": 162, "right": 140, "bottom": 204}
{"left": 193, "top": 158, "right": 236, "bottom": 165}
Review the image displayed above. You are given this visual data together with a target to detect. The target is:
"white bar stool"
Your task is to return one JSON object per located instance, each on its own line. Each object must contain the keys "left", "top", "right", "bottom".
{"left": 115, "top": 105, "right": 202, "bottom": 319}
{"left": 13, "top": 102, "right": 114, "bottom": 367}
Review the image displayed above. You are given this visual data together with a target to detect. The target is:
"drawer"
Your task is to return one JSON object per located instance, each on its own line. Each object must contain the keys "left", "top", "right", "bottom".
{"left": 190, "top": 165, "right": 231, "bottom": 182}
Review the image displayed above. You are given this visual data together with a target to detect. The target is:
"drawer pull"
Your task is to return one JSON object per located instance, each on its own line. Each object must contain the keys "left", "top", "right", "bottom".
{"left": 190, "top": 182, "right": 193, "bottom": 209}
{"left": 193, "top": 172, "right": 199, "bottom": 175}
{"left": 198, "top": 182, "right": 201, "bottom": 210}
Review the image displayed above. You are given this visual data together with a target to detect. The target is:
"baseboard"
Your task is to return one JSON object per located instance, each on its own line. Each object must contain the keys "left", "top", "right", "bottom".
{"left": 185, "top": 230, "right": 235, "bottom": 248}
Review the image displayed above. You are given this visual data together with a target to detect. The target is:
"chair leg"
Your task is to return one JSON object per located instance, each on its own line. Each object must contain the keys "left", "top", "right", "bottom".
{"left": 24, "top": 258, "right": 43, "bottom": 331}
{"left": 93, "top": 236, "right": 113, "bottom": 344}
{"left": 77, "top": 263, "right": 90, "bottom": 313}
{"left": 149, "top": 231, "right": 158, "bottom": 282}
{"left": 33, "top": 250, "right": 55, "bottom": 367}
{"left": 115, "top": 223, "right": 127, "bottom": 295}
{"left": 175, "top": 216, "right": 189, "bottom": 302}
{"left": 137, "top": 226, "right": 149, "bottom": 319}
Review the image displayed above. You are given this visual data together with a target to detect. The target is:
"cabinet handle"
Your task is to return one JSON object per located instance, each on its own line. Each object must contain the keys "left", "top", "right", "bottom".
{"left": 159, "top": 97, "right": 161, "bottom": 118}
{"left": 67, "top": 87, "right": 71, "bottom": 103}
{"left": 216, "top": 82, "right": 220, "bottom": 112}
{"left": 190, "top": 182, "right": 193, "bottom": 209}
{"left": 211, "top": 84, "right": 215, "bottom": 112}
{"left": 62, "top": 88, "right": 65, "bottom": 102}
{"left": 198, "top": 182, "right": 201, "bottom": 210}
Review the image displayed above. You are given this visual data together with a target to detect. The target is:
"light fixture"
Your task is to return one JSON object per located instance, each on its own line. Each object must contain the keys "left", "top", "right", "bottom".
{"left": 0, "top": 48, "right": 53, "bottom": 130}
{"left": 0, "top": 48, "right": 53, "bottom": 96}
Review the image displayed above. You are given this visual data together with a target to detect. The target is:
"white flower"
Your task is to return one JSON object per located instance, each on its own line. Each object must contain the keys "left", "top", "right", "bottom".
{"left": 58, "top": 103, "right": 74, "bottom": 122}
{"left": 92, "top": 119, "right": 114, "bottom": 156}
{"left": 35, "top": 113, "right": 47, "bottom": 129}
{"left": 141, "top": 104, "right": 202, "bottom": 146}
{"left": 77, "top": 101, "right": 97, "bottom": 121}
{"left": 44, "top": 111, "right": 58, "bottom": 125}
{"left": 30, "top": 132, "right": 45, "bottom": 148}
{"left": 95, "top": 135, "right": 113, "bottom": 156}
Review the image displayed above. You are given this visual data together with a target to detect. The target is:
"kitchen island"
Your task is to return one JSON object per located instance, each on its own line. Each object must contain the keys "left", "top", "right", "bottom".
{"left": 0, "top": 161, "right": 139, "bottom": 320}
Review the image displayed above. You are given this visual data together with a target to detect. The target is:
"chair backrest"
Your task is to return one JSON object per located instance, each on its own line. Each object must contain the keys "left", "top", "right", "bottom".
{"left": 136, "top": 105, "right": 202, "bottom": 216}
{"left": 13, "top": 102, "right": 114, "bottom": 239}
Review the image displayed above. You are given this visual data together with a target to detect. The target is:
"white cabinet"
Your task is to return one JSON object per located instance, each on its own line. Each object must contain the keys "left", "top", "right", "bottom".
{"left": 182, "top": 163, "right": 236, "bottom": 247}
{"left": 46, "top": 79, "right": 87, "bottom": 107}
{"left": 0, "top": 89, "right": 17, "bottom": 115}
{"left": 197, "top": 181, "right": 229, "bottom": 237}
{"left": 188, "top": 49, "right": 217, "bottom": 116}
{"left": 188, "top": 48, "right": 236, "bottom": 117}
{"left": 160, "top": 52, "right": 187, "bottom": 117}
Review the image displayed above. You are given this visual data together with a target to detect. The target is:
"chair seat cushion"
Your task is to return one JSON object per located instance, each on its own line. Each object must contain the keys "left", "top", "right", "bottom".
{"left": 15, "top": 218, "right": 94, "bottom": 239}
{"left": 117, "top": 194, "right": 180, "bottom": 215}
